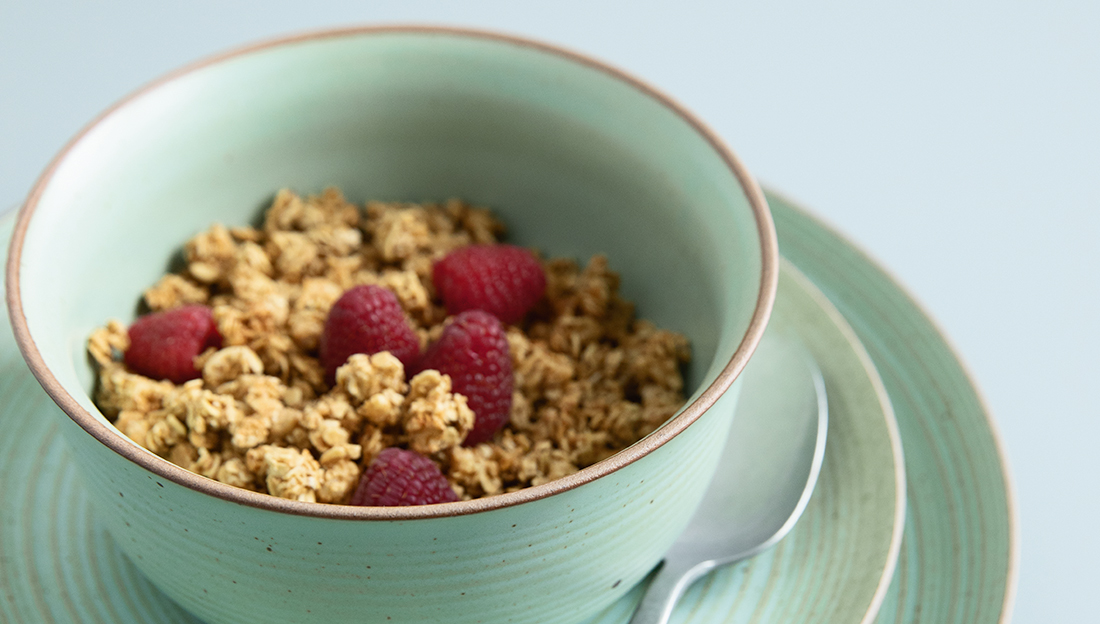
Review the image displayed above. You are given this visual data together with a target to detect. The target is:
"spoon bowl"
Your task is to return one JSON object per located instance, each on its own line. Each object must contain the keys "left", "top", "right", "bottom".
{"left": 629, "top": 332, "right": 829, "bottom": 624}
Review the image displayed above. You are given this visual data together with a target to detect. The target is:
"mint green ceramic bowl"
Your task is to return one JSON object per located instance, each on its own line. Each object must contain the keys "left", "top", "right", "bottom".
{"left": 6, "top": 27, "right": 776, "bottom": 624}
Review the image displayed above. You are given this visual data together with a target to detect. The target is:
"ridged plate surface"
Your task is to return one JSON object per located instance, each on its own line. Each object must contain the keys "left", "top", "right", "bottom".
{"left": 766, "top": 191, "right": 1018, "bottom": 623}
{"left": 0, "top": 208, "right": 904, "bottom": 623}
{"left": 0, "top": 188, "right": 1015, "bottom": 622}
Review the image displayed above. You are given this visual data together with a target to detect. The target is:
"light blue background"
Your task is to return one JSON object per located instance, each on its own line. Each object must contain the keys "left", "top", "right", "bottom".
{"left": 2, "top": 1, "right": 1096, "bottom": 621}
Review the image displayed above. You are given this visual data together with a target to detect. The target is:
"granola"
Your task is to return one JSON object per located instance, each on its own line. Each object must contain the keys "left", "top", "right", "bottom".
{"left": 89, "top": 189, "right": 691, "bottom": 503}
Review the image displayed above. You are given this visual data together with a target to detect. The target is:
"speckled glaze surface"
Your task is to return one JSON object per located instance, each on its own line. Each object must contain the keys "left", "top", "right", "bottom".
{"left": 766, "top": 191, "right": 1018, "bottom": 623}
{"left": 0, "top": 213, "right": 902, "bottom": 623}
{"left": 5, "top": 29, "right": 776, "bottom": 624}
{"left": 0, "top": 189, "right": 1018, "bottom": 621}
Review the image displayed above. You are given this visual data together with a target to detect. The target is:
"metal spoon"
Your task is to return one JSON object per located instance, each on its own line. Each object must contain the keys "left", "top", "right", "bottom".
{"left": 628, "top": 333, "right": 829, "bottom": 624}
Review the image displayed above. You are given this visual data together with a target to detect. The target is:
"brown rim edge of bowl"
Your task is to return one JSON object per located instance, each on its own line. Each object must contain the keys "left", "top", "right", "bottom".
{"left": 5, "top": 24, "right": 779, "bottom": 521}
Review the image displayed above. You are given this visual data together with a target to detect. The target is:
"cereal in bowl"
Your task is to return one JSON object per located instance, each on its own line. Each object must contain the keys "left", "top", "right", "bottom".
{"left": 88, "top": 189, "right": 691, "bottom": 505}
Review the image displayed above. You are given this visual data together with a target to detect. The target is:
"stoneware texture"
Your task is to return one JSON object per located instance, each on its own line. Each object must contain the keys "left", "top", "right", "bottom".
{"left": 4, "top": 28, "right": 776, "bottom": 624}
{"left": 0, "top": 216, "right": 904, "bottom": 624}
{"left": 1, "top": 198, "right": 1019, "bottom": 623}
{"left": 767, "top": 191, "right": 1018, "bottom": 623}
{"left": 0, "top": 193, "right": 1018, "bottom": 622}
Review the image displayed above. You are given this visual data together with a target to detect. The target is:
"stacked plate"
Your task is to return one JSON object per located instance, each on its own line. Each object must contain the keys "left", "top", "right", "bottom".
{"left": 0, "top": 191, "right": 1017, "bottom": 623}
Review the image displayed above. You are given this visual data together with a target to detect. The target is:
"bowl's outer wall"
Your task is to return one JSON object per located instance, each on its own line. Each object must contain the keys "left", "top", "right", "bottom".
{"left": 61, "top": 387, "right": 739, "bottom": 623}
{"left": 17, "top": 30, "right": 766, "bottom": 623}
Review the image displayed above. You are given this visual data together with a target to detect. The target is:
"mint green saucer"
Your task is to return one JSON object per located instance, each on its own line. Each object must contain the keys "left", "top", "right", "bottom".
{"left": 0, "top": 189, "right": 1015, "bottom": 623}
{"left": 767, "top": 191, "right": 1018, "bottom": 623}
{"left": 0, "top": 208, "right": 904, "bottom": 623}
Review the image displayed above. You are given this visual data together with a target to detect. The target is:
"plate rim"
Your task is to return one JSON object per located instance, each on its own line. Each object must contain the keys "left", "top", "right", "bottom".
{"left": 766, "top": 187, "right": 1019, "bottom": 623}
{"left": 779, "top": 259, "right": 907, "bottom": 624}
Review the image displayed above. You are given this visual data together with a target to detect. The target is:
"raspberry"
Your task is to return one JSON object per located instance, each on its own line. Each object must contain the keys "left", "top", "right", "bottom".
{"left": 411, "top": 310, "right": 513, "bottom": 446}
{"left": 432, "top": 244, "right": 546, "bottom": 324}
{"left": 124, "top": 305, "right": 222, "bottom": 384}
{"left": 350, "top": 447, "right": 458, "bottom": 506}
{"left": 319, "top": 285, "right": 420, "bottom": 383}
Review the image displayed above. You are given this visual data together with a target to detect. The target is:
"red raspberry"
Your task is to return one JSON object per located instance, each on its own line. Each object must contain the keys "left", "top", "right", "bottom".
{"left": 411, "top": 310, "right": 513, "bottom": 446}
{"left": 350, "top": 447, "right": 458, "bottom": 506}
{"left": 432, "top": 244, "right": 546, "bottom": 324}
{"left": 319, "top": 285, "right": 420, "bottom": 383}
{"left": 124, "top": 305, "right": 222, "bottom": 384}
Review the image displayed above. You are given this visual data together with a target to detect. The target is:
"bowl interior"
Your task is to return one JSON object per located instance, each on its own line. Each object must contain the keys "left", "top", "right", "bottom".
{"left": 18, "top": 30, "right": 764, "bottom": 451}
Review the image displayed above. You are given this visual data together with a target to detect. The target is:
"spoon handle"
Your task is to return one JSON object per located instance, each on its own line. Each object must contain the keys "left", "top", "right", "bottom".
{"left": 627, "top": 557, "right": 715, "bottom": 624}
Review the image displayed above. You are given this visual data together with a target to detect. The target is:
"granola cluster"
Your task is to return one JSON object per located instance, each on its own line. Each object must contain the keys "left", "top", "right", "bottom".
{"left": 89, "top": 189, "right": 691, "bottom": 503}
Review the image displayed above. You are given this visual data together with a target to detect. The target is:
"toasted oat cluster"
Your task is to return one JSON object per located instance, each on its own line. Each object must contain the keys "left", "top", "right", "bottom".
{"left": 88, "top": 189, "right": 691, "bottom": 503}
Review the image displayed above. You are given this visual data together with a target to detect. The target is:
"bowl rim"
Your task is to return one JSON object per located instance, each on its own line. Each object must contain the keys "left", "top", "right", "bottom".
{"left": 4, "top": 24, "right": 778, "bottom": 520}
